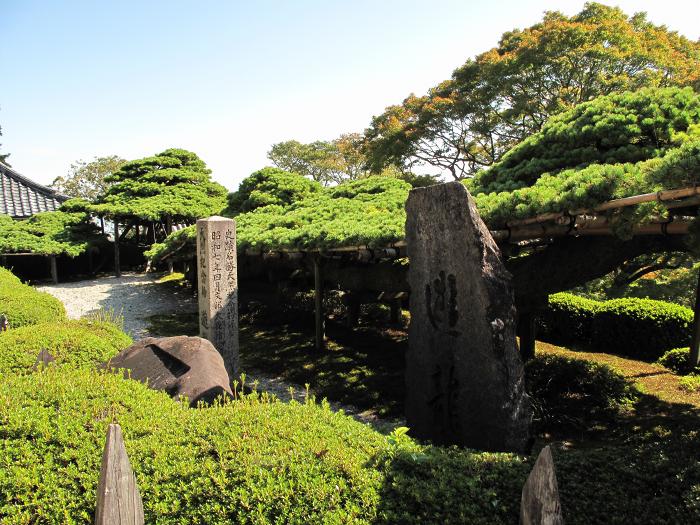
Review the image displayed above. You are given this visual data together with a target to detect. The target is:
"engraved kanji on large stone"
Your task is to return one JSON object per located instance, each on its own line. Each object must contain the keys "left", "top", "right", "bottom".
{"left": 405, "top": 182, "right": 532, "bottom": 452}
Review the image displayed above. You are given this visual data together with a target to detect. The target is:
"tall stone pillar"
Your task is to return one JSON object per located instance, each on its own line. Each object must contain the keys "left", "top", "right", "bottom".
{"left": 405, "top": 182, "right": 531, "bottom": 453}
{"left": 196, "top": 216, "right": 239, "bottom": 379}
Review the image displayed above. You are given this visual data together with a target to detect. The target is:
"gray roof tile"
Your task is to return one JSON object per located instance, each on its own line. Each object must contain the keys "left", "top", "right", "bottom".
{"left": 0, "top": 162, "right": 68, "bottom": 218}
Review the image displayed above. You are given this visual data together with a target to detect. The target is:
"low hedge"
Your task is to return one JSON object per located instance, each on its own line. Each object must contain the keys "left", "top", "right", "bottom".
{"left": 0, "top": 319, "right": 132, "bottom": 375}
{"left": 0, "top": 268, "right": 66, "bottom": 329}
{"left": 540, "top": 293, "right": 693, "bottom": 361}
{"left": 0, "top": 367, "right": 530, "bottom": 524}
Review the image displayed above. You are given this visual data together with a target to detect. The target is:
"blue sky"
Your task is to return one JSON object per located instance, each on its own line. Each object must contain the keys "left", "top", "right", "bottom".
{"left": 2, "top": 0, "right": 699, "bottom": 190}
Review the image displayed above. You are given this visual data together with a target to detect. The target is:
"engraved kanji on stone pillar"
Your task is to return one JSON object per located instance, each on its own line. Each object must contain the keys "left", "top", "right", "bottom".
{"left": 196, "top": 216, "right": 239, "bottom": 379}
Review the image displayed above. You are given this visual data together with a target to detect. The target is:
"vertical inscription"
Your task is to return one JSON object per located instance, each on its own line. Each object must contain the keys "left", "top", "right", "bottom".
{"left": 197, "top": 216, "right": 239, "bottom": 379}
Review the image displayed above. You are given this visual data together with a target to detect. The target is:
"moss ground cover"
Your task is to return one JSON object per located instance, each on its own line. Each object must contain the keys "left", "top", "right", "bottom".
{"left": 0, "top": 319, "right": 131, "bottom": 374}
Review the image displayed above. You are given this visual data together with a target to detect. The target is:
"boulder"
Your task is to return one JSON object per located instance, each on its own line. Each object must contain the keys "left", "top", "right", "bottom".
{"left": 106, "top": 336, "right": 232, "bottom": 406}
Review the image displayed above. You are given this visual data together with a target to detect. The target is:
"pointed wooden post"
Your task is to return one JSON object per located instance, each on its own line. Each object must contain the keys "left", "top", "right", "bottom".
{"left": 314, "top": 256, "right": 325, "bottom": 350}
{"left": 520, "top": 446, "right": 564, "bottom": 525}
{"left": 114, "top": 220, "right": 121, "bottom": 278}
{"left": 690, "top": 270, "right": 700, "bottom": 368}
{"left": 95, "top": 424, "right": 144, "bottom": 525}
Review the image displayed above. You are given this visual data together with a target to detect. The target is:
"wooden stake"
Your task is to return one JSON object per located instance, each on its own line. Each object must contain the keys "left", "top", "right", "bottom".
{"left": 95, "top": 424, "right": 144, "bottom": 525}
{"left": 114, "top": 221, "right": 121, "bottom": 278}
{"left": 314, "top": 257, "right": 325, "bottom": 350}
{"left": 520, "top": 445, "right": 564, "bottom": 525}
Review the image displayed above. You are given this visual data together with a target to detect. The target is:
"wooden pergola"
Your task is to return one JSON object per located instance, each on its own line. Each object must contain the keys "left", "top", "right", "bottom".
{"left": 238, "top": 186, "right": 700, "bottom": 364}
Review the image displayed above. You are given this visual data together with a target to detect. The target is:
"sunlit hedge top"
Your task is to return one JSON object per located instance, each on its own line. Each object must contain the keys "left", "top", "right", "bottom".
{"left": 0, "top": 211, "right": 97, "bottom": 256}
{"left": 64, "top": 148, "right": 228, "bottom": 222}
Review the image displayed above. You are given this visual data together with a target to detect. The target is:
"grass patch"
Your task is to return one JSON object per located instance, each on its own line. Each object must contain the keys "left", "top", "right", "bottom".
{"left": 680, "top": 375, "right": 700, "bottom": 393}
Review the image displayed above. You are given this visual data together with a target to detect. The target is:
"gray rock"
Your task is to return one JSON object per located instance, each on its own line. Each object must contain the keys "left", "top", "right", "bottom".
{"left": 106, "top": 336, "right": 232, "bottom": 406}
{"left": 405, "top": 181, "right": 532, "bottom": 452}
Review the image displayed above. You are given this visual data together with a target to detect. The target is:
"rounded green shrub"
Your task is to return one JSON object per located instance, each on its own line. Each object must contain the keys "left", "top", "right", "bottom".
{"left": 525, "top": 354, "right": 638, "bottom": 430}
{"left": 539, "top": 293, "right": 600, "bottom": 344}
{"left": 0, "top": 367, "right": 529, "bottom": 524}
{"left": 0, "top": 270, "right": 66, "bottom": 329}
{"left": 0, "top": 319, "right": 132, "bottom": 374}
{"left": 657, "top": 347, "right": 700, "bottom": 375}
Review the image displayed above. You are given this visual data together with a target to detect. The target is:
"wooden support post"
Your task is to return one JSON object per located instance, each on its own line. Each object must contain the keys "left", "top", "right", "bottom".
{"left": 517, "top": 312, "right": 537, "bottom": 362}
{"left": 390, "top": 298, "right": 401, "bottom": 324}
{"left": 100, "top": 217, "right": 105, "bottom": 235}
{"left": 49, "top": 255, "right": 58, "bottom": 284}
{"left": 114, "top": 220, "right": 121, "bottom": 278}
{"left": 314, "top": 257, "right": 325, "bottom": 350}
{"left": 95, "top": 423, "right": 144, "bottom": 525}
{"left": 690, "top": 269, "right": 700, "bottom": 368}
{"left": 345, "top": 293, "right": 361, "bottom": 329}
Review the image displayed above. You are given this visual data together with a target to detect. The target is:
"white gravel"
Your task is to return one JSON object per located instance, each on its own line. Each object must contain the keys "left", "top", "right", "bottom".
{"left": 36, "top": 272, "right": 404, "bottom": 431}
{"left": 37, "top": 272, "right": 197, "bottom": 340}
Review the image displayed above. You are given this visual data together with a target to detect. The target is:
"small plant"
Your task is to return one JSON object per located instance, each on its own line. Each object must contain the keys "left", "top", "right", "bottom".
{"left": 679, "top": 374, "right": 700, "bottom": 392}
{"left": 658, "top": 347, "right": 700, "bottom": 375}
{"left": 84, "top": 307, "right": 125, "bottom": 331}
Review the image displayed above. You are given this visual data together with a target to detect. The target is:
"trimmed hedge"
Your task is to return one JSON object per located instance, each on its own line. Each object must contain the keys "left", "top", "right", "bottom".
{"left": 0, "top": 319, "right": 132, "bottom": 375}
{"left": 0, "top": 268, "right": 66, "bottom": 329}
{"left": 0, "top": 367, "right": 530, "bottom": 524}
{"left": 540, "top": 293, "right": 693, "bottom": 361}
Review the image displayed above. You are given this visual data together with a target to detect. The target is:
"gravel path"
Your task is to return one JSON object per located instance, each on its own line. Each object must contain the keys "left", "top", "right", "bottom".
{"left": 37, "top": 272, "right": 197, "bottom": 340}
{"left": 37, "top": 273, "right": 404, "bottom": 431}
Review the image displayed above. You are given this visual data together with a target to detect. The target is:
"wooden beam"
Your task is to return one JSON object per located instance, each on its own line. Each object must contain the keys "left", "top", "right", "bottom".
{"left": 114, "top": 221, "right": 121, "bottom": 278}
{"left": 313, "top": 256, "right": 325, "bottom": 350}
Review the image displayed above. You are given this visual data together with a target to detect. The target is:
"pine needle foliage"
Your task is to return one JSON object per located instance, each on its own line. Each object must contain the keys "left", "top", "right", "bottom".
{"left": 149, "top": 88, "right": 700, "bottom": 262}
{"left": 0, "top": 211, "right": 98, "bottom": 256}
{"left": 64, "top": 148, "right": 228, "bottom": 223}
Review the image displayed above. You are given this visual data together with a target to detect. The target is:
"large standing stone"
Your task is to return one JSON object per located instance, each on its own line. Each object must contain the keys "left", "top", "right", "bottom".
{"left": 106, "top": 336, "right": 233, "bottom": 406}
{"left": 405, "top": 182, "right": 531, "bottom": 452}
{"left": 197, "top": 216, "right": 239, "bottom": 379}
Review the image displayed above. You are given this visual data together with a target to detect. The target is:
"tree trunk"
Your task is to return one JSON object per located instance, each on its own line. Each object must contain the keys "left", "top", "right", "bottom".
{"left": 114, "top": 221, "right": 121, "bottom": 278}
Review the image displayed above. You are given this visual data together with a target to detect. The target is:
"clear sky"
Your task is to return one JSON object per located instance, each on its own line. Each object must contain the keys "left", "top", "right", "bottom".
{"left": 2, "top": 0, "right": 699, "bottom": 190}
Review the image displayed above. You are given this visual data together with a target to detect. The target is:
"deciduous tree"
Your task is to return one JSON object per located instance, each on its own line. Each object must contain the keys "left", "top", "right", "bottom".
{"left": 364, "top": 2, "right": 700, "bottom": 180}
{"left": 51, "top": 156, "right": 126, "bottom": 201}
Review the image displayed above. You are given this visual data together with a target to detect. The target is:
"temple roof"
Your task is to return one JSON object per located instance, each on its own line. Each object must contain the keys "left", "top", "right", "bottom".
{"left": 0, "top": 162, "right": 68, "bottom": 219}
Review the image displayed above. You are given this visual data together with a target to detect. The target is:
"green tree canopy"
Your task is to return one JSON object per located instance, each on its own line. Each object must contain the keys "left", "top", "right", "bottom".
{"left": 0, "top": 212, "right": 99, "bottom": 256}
{"left": 149, "top": 87, "right": 700, "bottom": 263}
{"left": 51, "top": 155, "right": 126, "bottom": 201}
{"left": 64, "top": 148, "right": 228, "bottom": 223}
{"left": 364, "top": 2, "right": 700, "bottom": 180}
{"left": 226, "top": 167, "right": 322, "bottom": 215}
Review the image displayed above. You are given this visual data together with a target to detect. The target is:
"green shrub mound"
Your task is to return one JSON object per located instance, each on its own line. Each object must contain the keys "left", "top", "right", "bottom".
{"left": 526, "top": 354, "right": 638, "bottom": 429}
{"left": 540, "top": 293, "right": 692, "bottom": 361}
{"left": 0, "top": 319, "right": 131, "bottom": 374}
{"left": 0, "top": 367, "right": 532, "bottom": 524}
{"left": 0, "top": 270, "right": 66, "bottom": 329}
{"left": 657, "top": 347, "right": 700, "bottom": 375}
